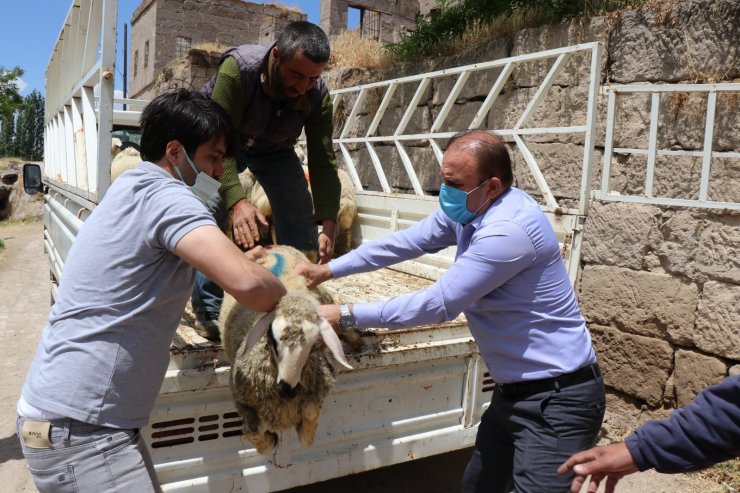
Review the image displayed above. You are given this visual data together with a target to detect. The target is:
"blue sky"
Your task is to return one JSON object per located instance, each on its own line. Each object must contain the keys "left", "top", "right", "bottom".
{"left": 0, "top": 0, "right": 355, "bottom": 98}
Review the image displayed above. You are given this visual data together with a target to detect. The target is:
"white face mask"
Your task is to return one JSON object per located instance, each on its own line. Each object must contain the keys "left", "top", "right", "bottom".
{"left": 173, "top": 147, "right": 221, "bottom": 203}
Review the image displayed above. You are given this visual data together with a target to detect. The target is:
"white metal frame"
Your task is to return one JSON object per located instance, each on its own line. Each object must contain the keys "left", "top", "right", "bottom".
{"left": 328, "top": 43, "right": 602, "bottom": 283}
{"left": 45, "top": 0, "right": 118, "bottom": 203}
{"left": 331, "top": 42, "right": 602, "bottom": 216}
{"left": 596, "top": 83, "right": 740, "bottom": 210}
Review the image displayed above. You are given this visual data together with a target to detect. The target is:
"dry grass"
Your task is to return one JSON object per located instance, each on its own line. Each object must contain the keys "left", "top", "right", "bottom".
{"left": 448, "top": 7, "right": 548, "bottom": 55}
{"left": 192, "top": 41, "right": 230, "bottom": 55}
{"left": 328, "top": 30, "right": 389, "bottom": 70}
{"left": 694, "top": 458, "right": 740, "bottom": 493}
{"left": 0, "top": 157, "right": 25, "bottom": 171}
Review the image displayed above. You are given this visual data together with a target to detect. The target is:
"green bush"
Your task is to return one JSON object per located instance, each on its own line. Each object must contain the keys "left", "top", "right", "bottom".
{"left": 385, "top": 0, "right": 645, "bottom": 62}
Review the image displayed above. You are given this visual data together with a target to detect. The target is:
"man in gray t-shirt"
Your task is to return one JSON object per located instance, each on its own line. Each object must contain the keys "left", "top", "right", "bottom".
{"left": 16, "top": 90, "right": 286, "bottom": 493}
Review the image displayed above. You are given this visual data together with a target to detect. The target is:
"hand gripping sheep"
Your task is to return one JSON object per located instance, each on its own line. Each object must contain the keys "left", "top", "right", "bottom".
{"left": 219, "top": 246, "right": 354, "bottom": 455}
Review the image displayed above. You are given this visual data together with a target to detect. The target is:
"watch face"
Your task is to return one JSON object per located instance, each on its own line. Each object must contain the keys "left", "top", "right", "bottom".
{"left": 340, "top": 305, "right": 355, "bottom": 329}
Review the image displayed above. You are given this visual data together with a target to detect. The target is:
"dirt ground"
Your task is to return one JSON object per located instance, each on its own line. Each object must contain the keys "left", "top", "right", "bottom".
{"left": 0, "top": 220, "right": 723, "bottom": 493}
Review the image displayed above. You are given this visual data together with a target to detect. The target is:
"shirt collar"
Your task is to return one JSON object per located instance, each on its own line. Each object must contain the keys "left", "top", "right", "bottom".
{"left": 261, "top": 46, "right": 312, "bottom": 112}
{"left": 469, "top": 187, "right": 513, "bottom": 228}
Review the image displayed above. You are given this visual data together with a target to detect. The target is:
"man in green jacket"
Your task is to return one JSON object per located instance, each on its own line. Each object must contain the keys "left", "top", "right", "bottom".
{"left": 193, "top": 21, "right": 341, "bottom": 339}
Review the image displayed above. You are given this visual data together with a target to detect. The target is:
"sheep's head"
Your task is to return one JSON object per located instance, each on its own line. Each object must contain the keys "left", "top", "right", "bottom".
{"left": 246, "top": 292, "right": 352, "bottom": 399}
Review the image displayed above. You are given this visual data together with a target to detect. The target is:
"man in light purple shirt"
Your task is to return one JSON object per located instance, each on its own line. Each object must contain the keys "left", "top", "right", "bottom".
{"left": 297, "top": 130, "right": 605, "bottom": 493}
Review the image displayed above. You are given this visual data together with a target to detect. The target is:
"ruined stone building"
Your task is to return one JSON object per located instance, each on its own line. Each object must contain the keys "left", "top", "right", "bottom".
{"left": 129, "top": 0, "right": 305, "bottom": 100}
{"left": 321, "top": 0, "right": 437, "bottom": 43}
{"left": 128, "top": 0, "right": 438, "bottom": 100}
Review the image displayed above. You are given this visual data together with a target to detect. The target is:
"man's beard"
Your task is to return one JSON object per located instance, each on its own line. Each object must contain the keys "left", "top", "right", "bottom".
{"left": 272, "top": 62, "right": 299, "bottom": 102}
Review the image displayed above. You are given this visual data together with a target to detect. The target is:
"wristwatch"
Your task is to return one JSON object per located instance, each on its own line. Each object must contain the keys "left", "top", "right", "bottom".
{"left": 339, "top": 304, "right": 356, "bottom": 330}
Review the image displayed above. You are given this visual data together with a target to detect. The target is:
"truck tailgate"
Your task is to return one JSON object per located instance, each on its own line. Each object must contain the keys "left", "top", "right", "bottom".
{"left": 147, "top": 267, "right": 489, "bottom": 492}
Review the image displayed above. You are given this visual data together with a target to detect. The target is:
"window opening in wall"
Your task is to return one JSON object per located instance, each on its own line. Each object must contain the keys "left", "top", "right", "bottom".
{"left": 176, "top": 36, "right": 192, "bottom": 59}
{"left": 347, "top": 6, "right": 360, "bottom": 30}
{"left": 133, "top": 50, "right": 138, "bottom": 78}
{"left": 353, "top": 6, "right": 381, "bottom": 41}
{"left": 144, "top": 40, "right": 149, "bottom": 68}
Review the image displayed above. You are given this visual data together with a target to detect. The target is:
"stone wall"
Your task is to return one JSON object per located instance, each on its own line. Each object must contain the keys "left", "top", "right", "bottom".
{"left": 130, "top": 0, "right": 305, "bottom": 100}
{"left": 326, "top": 0, "right": 740, "bottom": 429}
{"left": 152, "top": 47, "right": 225, "bottom": 97}
{"left": 321, "top": 0, "right": 419, "bottom": 43}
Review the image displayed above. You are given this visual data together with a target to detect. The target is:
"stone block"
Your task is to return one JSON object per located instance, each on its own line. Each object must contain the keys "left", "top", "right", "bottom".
{"left": 659, "top": 210, "right": 740, "bottom": 284}
{"left": 608, "top": 0, "right": 740, "bottom": 83}
{"left": 377, "top": 105, "right": 433, "bottom": 138}
{"left": 695, "top": 281, "right": 740, "bottom": 360}
{"left": 512, "top": 17, "right": 608, "bottom": 87}
{"left": 582, "top": 202, "right": 661, "bottom": 269}
{"left": 580, "top": 265, "right": 698, "bottom": 344}
{"left": 430, "top": 38, "right": 511, "bottom": 105}
{"left": 590, "top": 324, "right": 673, "bottom": 406}
{"left": 508, "top": 142, "right": 602, "bottom": 209}
{"left": 431, "top": 101, "right": 484, "bottom": 134}
{"left": 344, "top": 144, "right": 440, "bottom": 194}
{"left": 673, "top": 349, "right": 726, "bottom": 407}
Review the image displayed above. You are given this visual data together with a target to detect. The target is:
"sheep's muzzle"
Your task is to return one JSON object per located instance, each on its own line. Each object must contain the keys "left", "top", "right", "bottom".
{"left": 276, "top": 380, "right": 300, "bottom": 399}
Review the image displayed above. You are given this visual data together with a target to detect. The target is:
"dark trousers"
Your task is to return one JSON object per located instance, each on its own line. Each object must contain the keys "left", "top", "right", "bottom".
{"left": 462, "top": 367, "right": 605, "bottom": 493}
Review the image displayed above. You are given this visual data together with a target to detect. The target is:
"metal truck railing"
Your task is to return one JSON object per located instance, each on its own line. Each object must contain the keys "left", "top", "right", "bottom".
{"left": 325, "top": 42, "right": 602, "bottom": 283}
{"left": 597, "top": 83, "right": 740, "bottom": 210}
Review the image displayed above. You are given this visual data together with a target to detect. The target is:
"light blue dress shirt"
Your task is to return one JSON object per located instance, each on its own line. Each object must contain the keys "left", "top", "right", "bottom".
{"left": 329, "top": 187, "right": 596, "bottom": 383}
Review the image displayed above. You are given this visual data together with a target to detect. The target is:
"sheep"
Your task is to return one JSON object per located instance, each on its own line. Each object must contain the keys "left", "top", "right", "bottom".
{"left": 330, "top": 167, "right": 357, "bottom": 255}
{"left": 238, "top": 168, "right": 272, "bottom": 219}
{"left": 111, "top": 146, "right": 142, "bottom": 181}
{"left": 218, "top": 245, "right": 358, "bottom": 454}
{"left": 295, "top": 144, "right": 358, "bottom": 254}
{"left": 234, "top": 168, "right": 275, "bottom": 245}
{"left": 235, "top": 164, "right": 357, "bottom": 256}
{"left": 111, "top": 137, "right": 124, "bottom": 158}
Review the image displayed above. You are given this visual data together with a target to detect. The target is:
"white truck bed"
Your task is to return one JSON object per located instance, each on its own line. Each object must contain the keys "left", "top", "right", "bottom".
{"left": 148, "top": 268, "right": 486, "bottom": 493}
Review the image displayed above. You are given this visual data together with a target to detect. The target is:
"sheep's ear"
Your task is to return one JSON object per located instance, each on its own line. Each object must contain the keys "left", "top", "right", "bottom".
{"left": 319, "top": 319, "right": 353, "bottom": 370}
{"left": 245, "top": 311, "right": 276, "bottom": 353}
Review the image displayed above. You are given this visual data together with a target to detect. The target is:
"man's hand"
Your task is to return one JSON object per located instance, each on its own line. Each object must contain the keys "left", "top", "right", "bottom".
{"left": 230, "top": 199, "right": 269, "bottom": 249}
{"left": 243, "top": 245, "right": 269, "bottom": 262}
{"left": 295, "top": 261, "right": 333, "bottom": 288}
{"left": 557, "top": 442, "right": 639, "bottom": 493}
{"left": 318, "top": 219, "right": 336, "bottom": 264}
{"left": 319, "top": 304, "right": 342, "bottom": 334}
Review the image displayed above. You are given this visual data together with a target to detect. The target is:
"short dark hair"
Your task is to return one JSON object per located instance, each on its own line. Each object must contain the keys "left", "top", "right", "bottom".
{"left": 276, "top": 21, "right": 330, "bottom": 63}
{"left": 139, "top": 89, "right": 237, "bottom": 162}
{"left": 447, "top": 130, "right": 513, "bottom": 188}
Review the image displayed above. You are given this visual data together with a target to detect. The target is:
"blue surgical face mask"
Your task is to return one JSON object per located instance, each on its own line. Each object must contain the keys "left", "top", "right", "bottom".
{"left": 439, "top": 178, "right": 492, "bottom": 225}
{"left": 173, "top": 147, "right": 221, "bottom": 203}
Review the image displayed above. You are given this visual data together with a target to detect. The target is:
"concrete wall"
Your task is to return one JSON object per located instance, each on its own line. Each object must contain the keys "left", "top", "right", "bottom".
{"left": 324, "top": 0, "right": 740, "bottom": 432}
{"left": 129, "top": 0, "right": 305, "bottom": 100}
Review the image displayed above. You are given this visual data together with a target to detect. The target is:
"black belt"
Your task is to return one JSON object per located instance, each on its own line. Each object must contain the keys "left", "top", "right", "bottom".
{"left": 495, "top": 364, "right": 601, "bottom": 398}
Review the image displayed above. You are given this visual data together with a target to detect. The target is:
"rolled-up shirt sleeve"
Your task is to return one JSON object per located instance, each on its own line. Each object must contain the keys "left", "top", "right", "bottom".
{"left": 334, "top": 211, "right": 537, "bottom": 329}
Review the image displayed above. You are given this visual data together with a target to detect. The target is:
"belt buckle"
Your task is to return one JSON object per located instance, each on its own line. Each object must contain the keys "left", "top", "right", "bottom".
{"left": 494, "top": 382, "right": 517, "bottom": 398}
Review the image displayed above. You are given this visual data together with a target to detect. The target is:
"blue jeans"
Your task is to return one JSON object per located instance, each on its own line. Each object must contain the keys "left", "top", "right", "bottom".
{"left": 192, "top": 147, "right": 318, "bottom": 317}
{"left": 16, "top": 416, "right": 160, "bottom": 493}
{"left": 462, "top": 368, "right": 605, "bottom": 493}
